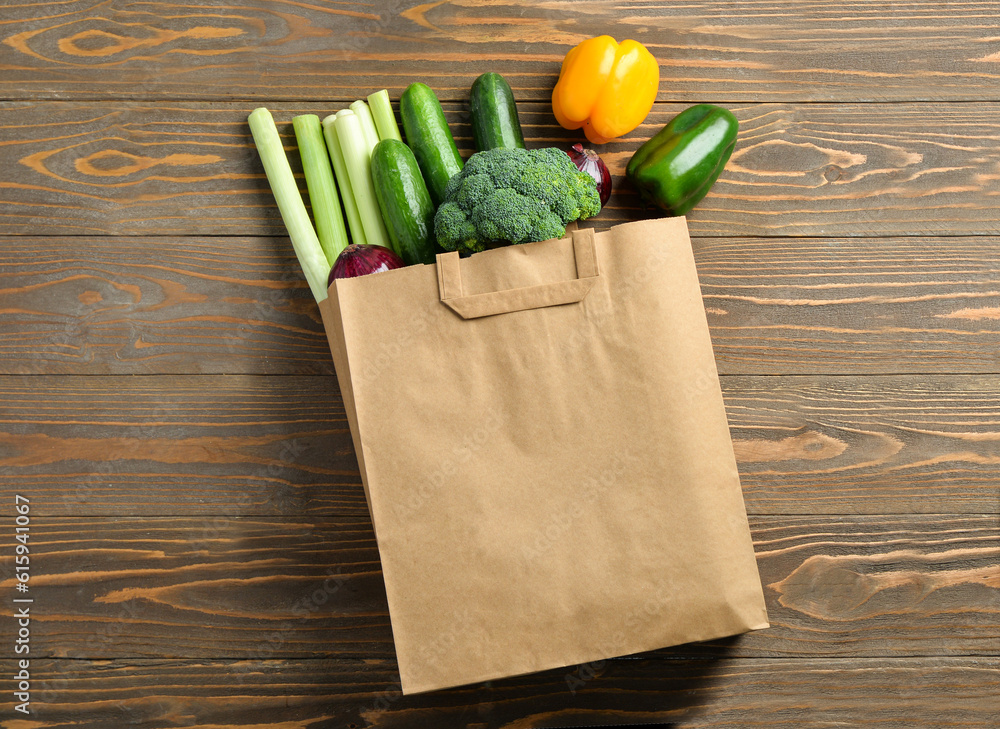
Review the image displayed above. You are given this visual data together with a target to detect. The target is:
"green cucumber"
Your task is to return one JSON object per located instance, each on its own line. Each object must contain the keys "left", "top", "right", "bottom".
{"left": 470, "top": 72, "right": 525, "bottom": 151}
{"left": 399, "top": 82, "right": 463, "bottom": 206}
{"left": 370, "top": 139, "right": 437, "bottom": 266}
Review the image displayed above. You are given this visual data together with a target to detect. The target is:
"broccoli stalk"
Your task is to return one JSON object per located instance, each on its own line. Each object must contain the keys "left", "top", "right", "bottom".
{"left": 434, "top": 147, "right": 601, "bottom": 253}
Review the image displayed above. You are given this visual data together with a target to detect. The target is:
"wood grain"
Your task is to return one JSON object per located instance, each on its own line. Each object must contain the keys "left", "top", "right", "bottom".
{"left": 0, "top": 515, "right": 996, "bottom": 661}
{"left": 2, "top": 0, "right": 999, "bottom": 103}
{"left": 0, "top": 375, "right": 998, "bottom": 516}
{"left": 0, "top": 656, "right": 996, "bottom": 728}
{"left": 0, "top": 236, "right": 330, "bottom": 375}
{"left": 1, "top": 656, "right": 995, "bottom": 728}
{"left": 697, "top": 236, "right": 1000, "bottom": 374}
{"left": 725, "top": 375, "right": 1000, "bottom": 513}
{"left": 2, "top": 102, "right": 1000, "bottom": 237}
{"left": 0, "top": 376, "right": 363, "bottom": 517}
{"left": 2, "top": 233, "right": 998, "bottom": 376}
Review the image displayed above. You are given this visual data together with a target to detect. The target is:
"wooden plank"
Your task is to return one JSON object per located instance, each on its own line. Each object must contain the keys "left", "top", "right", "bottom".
{"left": 0, "top": 236, "right": 331, "bottom": 375}
{"left": 0, "top": 515, "right": 996, "bottom": 660}
{"left": 0, "top": 375, "right": 364, "bottom": 516}
{"left": 1, "top": 1, "right": 999, "bottom": 103}
{"left": 1, "top": 101, "right": 1000, "bottom": 237}
{"left": 726, "top": 375, "right": 1000, "bottom": 513}
{"left": 1, "top": 374, "right": 997, "bottom": 516}
{"left": 2, "top": 233, "right": 998, "bottom": 376}
{"left": 1, "top": 657, "right": 998, "bottom": 728}
{"left": 750, "top": 515, "right": 1000, "bottom": 659}
{"left": 698, "top": 236, "right": 1000, "bottom": 374}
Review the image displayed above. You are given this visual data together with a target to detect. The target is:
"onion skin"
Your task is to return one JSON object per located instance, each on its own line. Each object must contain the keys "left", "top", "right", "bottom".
{"left": 566, "top": 143, "right": 612, "bottom": 207}
{"left": 329, "top": 244, "right": 405, "bottom": 285}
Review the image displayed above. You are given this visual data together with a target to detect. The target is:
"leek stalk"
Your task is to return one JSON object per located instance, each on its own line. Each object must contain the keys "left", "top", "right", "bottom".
{"left": 248, "top": 107, "right": 331, "bottom": 303}
{"left": 292, "top": 114, "right": 349, "bottom": 263}
{"left": 321, "top": 115, "right": 367, "bottom": 248}
{"left": 367, "top": 90, "right": 403, "bottom": 142}
{"left": 333, "top": 109, "right": 392, "bottom": 250}
{"left": 349, "top": 100, "right": 381, "bottom": 151}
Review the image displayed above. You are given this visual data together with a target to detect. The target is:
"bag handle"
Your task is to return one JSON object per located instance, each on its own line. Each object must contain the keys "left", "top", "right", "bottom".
{"left": 437, "top": 227, "right": 600, "bottom": 319}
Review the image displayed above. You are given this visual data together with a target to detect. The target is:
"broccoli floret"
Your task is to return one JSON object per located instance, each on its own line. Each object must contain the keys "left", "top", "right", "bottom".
{"left": 434, "top": 147, "right": 601, "bottom": 253}
{"left": 434, "top": 201, "right": 481, "bottom": 252}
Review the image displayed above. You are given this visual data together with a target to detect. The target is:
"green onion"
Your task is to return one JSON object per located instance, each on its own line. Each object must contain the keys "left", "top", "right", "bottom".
{"left": 334, "top": 109, "right": 392, "bottom": 250}
{"left": 367, "top": 90, "right": 402, "bottom": 141}
{"left": 248, "top": 107, "right": 331, "bottom": 303}
{"left": 292, "top": 114, "right": 349, "bottom": 264}
{"left": 321, "top": 114, "right": 367, "bottom": 247}
{"left": 349, "top": 100, "right": 381, "bottom": 151}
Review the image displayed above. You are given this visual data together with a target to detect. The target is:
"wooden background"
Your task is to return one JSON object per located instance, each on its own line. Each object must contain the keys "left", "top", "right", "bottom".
{"left": 1, "top": 1, "right": 999, "bottom": 726}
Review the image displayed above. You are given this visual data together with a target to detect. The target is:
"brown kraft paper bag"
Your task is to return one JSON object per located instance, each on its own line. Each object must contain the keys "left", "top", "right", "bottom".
{"left": 318, "top": 216, "right": 769, "bottom": 695}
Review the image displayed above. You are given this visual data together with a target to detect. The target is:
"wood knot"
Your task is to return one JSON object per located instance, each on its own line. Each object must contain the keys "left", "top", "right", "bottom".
{"left": 74, "top": 149, "right": 222, "bottom": 178}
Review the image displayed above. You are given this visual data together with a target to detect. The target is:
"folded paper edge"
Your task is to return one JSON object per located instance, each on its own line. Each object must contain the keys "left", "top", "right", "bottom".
{"left": 318, "top": 289, "right": 376, "bottom": 530}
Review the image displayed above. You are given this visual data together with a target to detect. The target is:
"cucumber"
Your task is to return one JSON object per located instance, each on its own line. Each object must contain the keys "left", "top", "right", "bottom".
{"left": 370, "top": 139, "right": 438, "bottom": 266}
{"left": 470, "top": 72, "right": 525, "bottom": 151}
{"left": 399, "top": 82, "right": 463, "bottom": 206}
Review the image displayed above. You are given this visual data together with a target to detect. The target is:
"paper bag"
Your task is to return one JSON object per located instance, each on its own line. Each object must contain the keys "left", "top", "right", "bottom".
{"left": 319, "top": 217, "right": 769, "bottom": 695}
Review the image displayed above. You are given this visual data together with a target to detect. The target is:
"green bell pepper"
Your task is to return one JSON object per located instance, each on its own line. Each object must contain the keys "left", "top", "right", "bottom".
{"left": 626, "top": 104, "right": 738, "bottom": 216}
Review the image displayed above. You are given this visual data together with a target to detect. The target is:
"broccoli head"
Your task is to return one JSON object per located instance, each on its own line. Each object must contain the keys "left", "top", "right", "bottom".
{"left": 434, "top": 147, "right": 601, "bottom": 253}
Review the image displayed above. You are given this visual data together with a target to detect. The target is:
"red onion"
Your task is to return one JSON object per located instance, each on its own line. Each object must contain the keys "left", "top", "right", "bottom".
{"left": 329, "top": 244, "right": 404, "bottom": 285}
{"left": 566, "top": 143, "right": 612, "bottom": 207}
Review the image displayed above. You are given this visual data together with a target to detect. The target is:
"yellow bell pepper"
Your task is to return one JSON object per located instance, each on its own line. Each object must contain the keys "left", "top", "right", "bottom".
{"left": 551, "top": 35, "right": 660, "bottom": 145}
